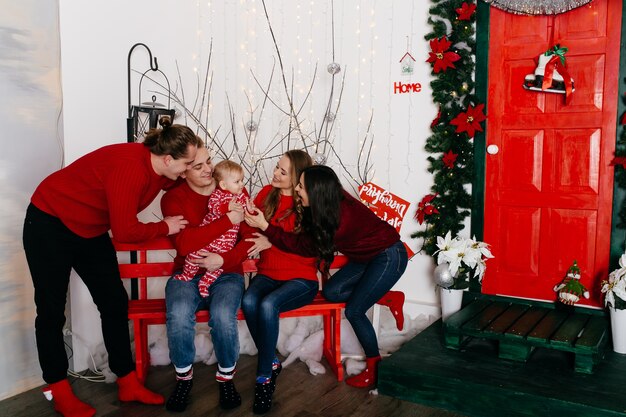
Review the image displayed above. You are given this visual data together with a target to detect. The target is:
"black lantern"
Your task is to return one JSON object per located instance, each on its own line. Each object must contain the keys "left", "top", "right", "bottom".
{"left": 126, "top": 43, "right": 175, "bottom": 143}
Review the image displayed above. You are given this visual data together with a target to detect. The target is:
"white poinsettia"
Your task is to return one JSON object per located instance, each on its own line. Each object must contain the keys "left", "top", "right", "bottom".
{"left": 434, "top": 232, "right": 494, "bottom": 286}
{"left": 602, "top": 253, "right": 626, "bottom": 309}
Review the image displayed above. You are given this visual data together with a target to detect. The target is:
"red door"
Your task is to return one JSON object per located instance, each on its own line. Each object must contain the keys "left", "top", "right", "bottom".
{"left": 481, "top": 0, "right": 622, "bottom": 307}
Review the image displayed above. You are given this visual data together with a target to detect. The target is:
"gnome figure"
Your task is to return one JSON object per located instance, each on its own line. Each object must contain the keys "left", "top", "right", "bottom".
{"left": 553, "top": 260, "right": 590, "bottom": 306}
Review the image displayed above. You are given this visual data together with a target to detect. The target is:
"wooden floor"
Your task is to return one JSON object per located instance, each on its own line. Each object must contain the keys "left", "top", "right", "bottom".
{"left": 0, "top": 353, "right": 465, "bottom": 417}
{"left": 379, "top": 319, "right": 626, "bottom": 417}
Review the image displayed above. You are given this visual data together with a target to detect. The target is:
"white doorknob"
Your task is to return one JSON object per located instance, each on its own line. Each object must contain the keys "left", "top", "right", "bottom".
{"left": 487, "top": 144, "right": 499, "bottom": 155}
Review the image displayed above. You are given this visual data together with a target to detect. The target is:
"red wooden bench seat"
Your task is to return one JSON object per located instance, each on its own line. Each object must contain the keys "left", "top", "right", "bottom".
{"left": 114, "top": 237, "right": 347, "bottom": 383}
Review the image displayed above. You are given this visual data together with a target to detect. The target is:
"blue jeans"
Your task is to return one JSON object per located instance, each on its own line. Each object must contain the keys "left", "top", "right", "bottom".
{"left": 242, "top": 274, "right": 319, "bottom": 378}
{"left": 322, "top": 240, "right": 408, "bottom": 358}
{"left": 165, "top": 272, "right": 245, "bottom": 370}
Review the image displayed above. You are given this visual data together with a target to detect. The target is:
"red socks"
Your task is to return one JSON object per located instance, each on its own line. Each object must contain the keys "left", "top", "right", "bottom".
{"left": 45, "top": 379, "right": 95, "bottom": 417}
{"left": 345, "top": 356, "right": 382, "bottom": 388}
{"left": 377, "top": 291, "right": 405, "bottom": 330}
{"left": 117, "top": 370, "right": 165, "bottom": 405}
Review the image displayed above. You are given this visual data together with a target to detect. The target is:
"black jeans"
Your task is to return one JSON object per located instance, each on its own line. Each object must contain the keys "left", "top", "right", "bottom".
{"left": 23, "top": 204, "right": 133, "bottom": 383}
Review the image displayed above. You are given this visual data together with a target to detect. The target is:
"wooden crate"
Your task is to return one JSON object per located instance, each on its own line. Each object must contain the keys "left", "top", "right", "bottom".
{"left": 443, "top": 294, "right": 609, "bottom": 374}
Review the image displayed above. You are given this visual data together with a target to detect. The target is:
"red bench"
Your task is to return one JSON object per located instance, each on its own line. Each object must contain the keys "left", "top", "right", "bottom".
{"left": 114, "top": 237, "right": 348, "bottom": 383}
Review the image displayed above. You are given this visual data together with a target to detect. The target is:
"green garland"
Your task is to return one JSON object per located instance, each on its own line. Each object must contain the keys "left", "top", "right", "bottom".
{"left": 411, "top": 0, "right": 482, "bottom": 256}
{"left": 616, "top": 117, "right": 626, "bottom": 229}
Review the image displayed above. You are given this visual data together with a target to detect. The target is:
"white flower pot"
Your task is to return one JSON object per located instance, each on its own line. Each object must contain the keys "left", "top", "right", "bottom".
{"left": 440, "top": 288, "right": 464, "bottom": 322}
{"left": 610, "top": 307, "right": 626, "bottom": 354}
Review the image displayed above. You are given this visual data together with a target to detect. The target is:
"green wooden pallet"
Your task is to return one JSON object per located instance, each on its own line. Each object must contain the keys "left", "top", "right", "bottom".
{"left": 443, "top": 294, "right": 609, "bottom": 373}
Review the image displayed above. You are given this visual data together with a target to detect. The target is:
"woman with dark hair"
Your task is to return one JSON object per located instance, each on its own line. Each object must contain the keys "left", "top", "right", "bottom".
{"left": 241, "top": 149, "right": 317, "bottom": 414}
{"left": 245, "top": 165, "right": 408, "bottom": 389}
{"left": 23, "top": 117, "right": 201, "bottom": 417}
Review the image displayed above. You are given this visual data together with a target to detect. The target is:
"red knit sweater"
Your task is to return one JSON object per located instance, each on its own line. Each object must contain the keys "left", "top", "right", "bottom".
{"left": 264, "top": 191, "right": 400, "bottom": 263}
{"left": 161, "top": 180, "right": 249, "bottom": 274}
{"left": 251, "top": 185, "right": 318, "bottom": 281}
{"left": 31, "top": 143, "right": 171, "bottom": 242}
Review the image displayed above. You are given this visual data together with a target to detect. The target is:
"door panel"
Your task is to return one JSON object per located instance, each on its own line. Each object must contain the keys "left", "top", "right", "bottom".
{"left": 481, "top": 0, "right": 621, "bottom": 307}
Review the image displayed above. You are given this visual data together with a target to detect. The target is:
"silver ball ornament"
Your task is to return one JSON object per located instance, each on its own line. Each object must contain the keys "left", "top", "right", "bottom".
{"left": 434, "top": 263, "right": 454, "bottom": 289}
{"left": 312, "top": 153, "right": 327, "bottom": 165}
{"left": 325, "top": 112, "right": 336, "bottom": 122}
{"left": 246, "top": 120, "right": 258, "bottom": 132}
{"left": 327, "top": 62, "right": 341, "bottom": 75}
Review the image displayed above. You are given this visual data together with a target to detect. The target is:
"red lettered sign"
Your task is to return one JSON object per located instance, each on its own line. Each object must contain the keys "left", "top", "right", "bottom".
{"left": 358, "top": 182, "right": 415, "bottom": 258}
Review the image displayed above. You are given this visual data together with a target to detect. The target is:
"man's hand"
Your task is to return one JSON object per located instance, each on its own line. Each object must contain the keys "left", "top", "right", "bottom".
{"left": 188, "top": 250, "right": 224, "bottom": 272}
{"left": 164, "top": 215, "right": 189, "bottom": 235}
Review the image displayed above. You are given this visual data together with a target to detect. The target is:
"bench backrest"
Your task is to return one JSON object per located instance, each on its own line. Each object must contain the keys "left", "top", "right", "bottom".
{"left": 114, "top": 237, "right": 348, "bottom": 299}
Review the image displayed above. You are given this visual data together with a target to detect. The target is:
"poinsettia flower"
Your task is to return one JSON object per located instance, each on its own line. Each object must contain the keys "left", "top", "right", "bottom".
{"left": 456, "top": 2, "right": 476, "bottom": 20}
{"left": 602, "top": 253, "right": 626, "bottom": 307}
{"left": 414, "top": 193, "right": 439, "bottom": 225}
{"left": 450, "top": 104, "right": 486, "bottom": 138}
{"left": 426, "top": 37, "right": 461, "bottom": 73}
{"left": 442, "top": 150, "right": 458, "bottom": 168}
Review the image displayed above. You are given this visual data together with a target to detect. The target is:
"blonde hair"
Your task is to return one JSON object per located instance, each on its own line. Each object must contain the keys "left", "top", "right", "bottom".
{"left": 213, "top": 160, "right": 244, "bottom": 182}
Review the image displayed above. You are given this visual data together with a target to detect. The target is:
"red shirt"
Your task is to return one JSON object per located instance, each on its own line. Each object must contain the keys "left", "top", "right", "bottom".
{"left": 161, "top": 180, "right": 249, "bottom": 274}
{"left": 264, "top": 191, "right": 400, "bottom": 263}
{"left": 251, "top": 185, "right": 318, "bottom": 282}
{"left": 31, "top": 143, "right": 171, "bottom": 242}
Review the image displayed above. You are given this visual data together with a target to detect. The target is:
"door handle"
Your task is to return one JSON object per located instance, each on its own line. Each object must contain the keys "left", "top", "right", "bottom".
{"left": 487, "top": 144, "right": 499, "bottom": 155}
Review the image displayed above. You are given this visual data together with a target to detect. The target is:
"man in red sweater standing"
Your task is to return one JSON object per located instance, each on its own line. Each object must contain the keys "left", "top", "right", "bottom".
{"left": 23, "top": 118, "right": 200, "bottom": 417}
{"left": 161, "top": 146, "right": 253, "bottom": 412}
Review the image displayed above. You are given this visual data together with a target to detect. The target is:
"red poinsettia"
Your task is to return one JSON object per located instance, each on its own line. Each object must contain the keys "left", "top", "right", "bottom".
{"left": 442, "top": 150, "right": 458, "bottom": 168}
{"left": 450, "top": 104, "right": 486, "bottom": 138}
{"left": 426, "top": 37, "right": 461, "bottom": 73}
{"left": 456, "top": 2, "right": 476, "bottom": 21}
{"left": 414, "top": 194, "right": 439, "bottom": 225}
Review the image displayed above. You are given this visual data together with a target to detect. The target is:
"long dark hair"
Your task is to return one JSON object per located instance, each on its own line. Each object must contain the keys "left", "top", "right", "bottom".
{"left": 143, "top": 116, "right": 202, "bottom": 158}
{"left": 300, "top": 165, "right": 344, "bottom": 275}
{"left": 263, "top": 150, "right": 312, "bottom": 229}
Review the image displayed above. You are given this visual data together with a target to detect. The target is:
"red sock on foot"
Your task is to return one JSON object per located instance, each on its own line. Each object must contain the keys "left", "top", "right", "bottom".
{"left": 46, "top": 379, "right": 96, "bottom": 417}
{"left": 345, "top": 356, "right": 382, "bottom": 389}
{"left": 117, "top": 371, "right": 164, "bottom": 405}
{"left": 377, "top": 291, "right": 405, "bottom": 330}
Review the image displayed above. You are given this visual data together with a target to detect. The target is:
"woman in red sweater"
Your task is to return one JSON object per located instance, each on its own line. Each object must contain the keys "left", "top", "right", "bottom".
{"left": 245, "top": 165, "right": 408, "bottom": 389}
{"left": 22, "top": 117, "right": 201, "bottom": 417}
{"left": 241, "top": 149, "right": 317, "bottom": 414}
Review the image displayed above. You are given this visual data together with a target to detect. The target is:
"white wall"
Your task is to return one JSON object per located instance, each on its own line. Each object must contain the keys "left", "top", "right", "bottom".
{"left": 0, "top": 0, "right": 440, "bottom": 396}
{"left": 0, "top": 0, "right": 64, "bottom": 400}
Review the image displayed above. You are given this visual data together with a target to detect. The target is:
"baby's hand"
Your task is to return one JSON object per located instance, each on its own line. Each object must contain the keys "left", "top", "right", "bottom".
{"left": 245, "top": 199, "right": 259, "bottom": 215}
{"left": 228, "top": 197, "right": 240, "bottom": 212}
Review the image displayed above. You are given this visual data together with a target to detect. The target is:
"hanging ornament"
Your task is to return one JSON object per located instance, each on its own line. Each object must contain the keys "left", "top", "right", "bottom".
{"left": 450, "top": 104, "right": 486, "bottom": 138}
{"left": 434, "top": 263, "right": 455, "bottom": 289}
{"left": 456, "top": 2, "right": 477, "bottom": 21}
{"left": 325, "top": 112, "right": 336, "bottom": 123}
{"left": 312, "top": 152, "right": 327, "bottom": 165}
{"left": 484, "top": 0, "right": 592, "bottom": 15}
{"left": 523, "top": 44, "right": 574, "bottom": 103}
{"left": 426, "top": 37, "right": 461, "bottom": 73}
{"left": 245, "top": 120, "right": 258, "bottom": 132}
{"left": 327, "top": 62, "right": 341, "bottom": 75}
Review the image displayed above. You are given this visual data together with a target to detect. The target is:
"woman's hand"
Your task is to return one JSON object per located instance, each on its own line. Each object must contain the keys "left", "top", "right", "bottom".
{"left": 244, "top": 206, "right": 269, "bottom": 231}
{"left": 188, "top": 250, "right": 224, "bottom": 272}
{"left": 164, "top": 215, "right": 189, "bottom": 235}
{"left": 246, "top": 232, "right": 272, "bottom": 257}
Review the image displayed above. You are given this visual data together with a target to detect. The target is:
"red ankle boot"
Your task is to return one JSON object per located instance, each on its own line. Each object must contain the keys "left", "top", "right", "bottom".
{"left": 377, "top": 291, "right": 405, "bottom": 330}
{"left": 117, "top": 370, "right": 164, "bottom": 404}
{"left": 345, "top": 356, "right": 381, "bottom": 388}
{"left": 45, "top": 379, "right": 95, "bottom": 417}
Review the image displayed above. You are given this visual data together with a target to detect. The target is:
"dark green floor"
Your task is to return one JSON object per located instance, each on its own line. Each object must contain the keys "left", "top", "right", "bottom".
{"left": 379, "top": 319, "right": 626, "bottom": 417}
